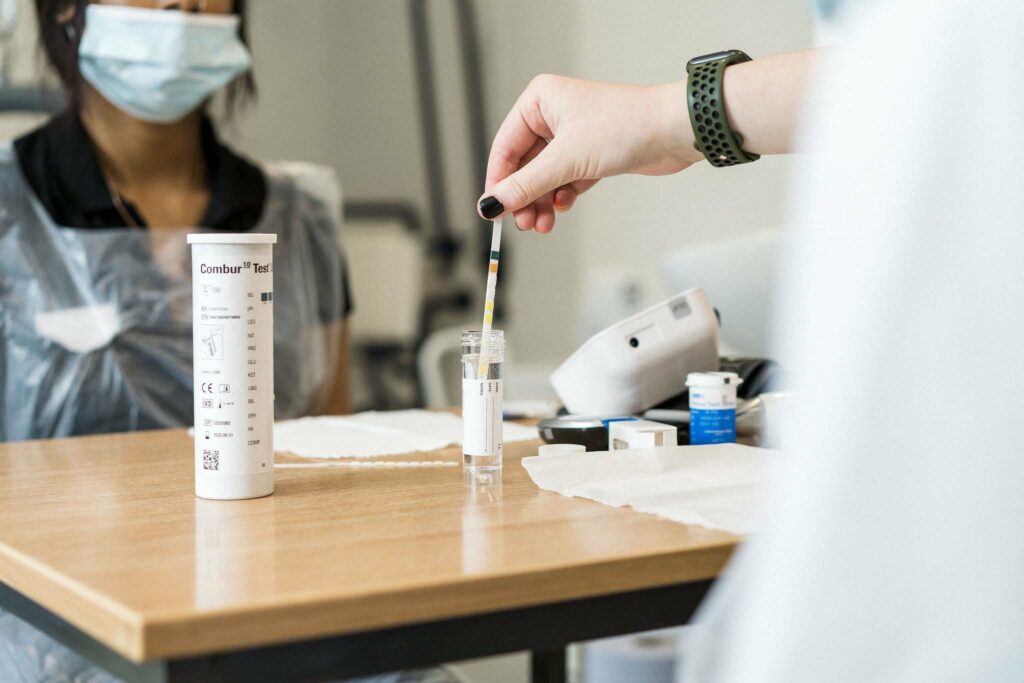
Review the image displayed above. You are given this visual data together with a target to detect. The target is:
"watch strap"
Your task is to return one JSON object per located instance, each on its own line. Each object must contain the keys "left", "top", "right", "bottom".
{"left": 685, "top": 51, "right": 760, "bottom": 167}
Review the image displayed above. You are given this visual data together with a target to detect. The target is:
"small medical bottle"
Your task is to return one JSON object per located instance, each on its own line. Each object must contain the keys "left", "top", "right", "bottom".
{"left": 461, "top": 329, "right": 504, "bottom": 486}
{"left": 188, "top": 233, "right": 276, "bottom": 500}
{"left": 686, "top": 371, "right": 743, "bottom": 445}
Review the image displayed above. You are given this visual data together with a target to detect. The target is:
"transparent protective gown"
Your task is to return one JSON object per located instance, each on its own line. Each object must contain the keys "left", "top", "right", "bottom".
{"left": 0, "top": 148, "right": 346, "bottom": 440}
{"left": 0, "top": 147, "right": 349, "bottom": 680}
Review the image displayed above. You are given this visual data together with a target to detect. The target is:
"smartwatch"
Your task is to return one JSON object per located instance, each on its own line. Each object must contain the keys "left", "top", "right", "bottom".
{"left": 685, "top": 50, "right": 760, "bottom": 167}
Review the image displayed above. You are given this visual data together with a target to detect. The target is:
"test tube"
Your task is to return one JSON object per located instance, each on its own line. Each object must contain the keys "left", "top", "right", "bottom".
{"left": 461, "top": 329, "right": 504, "bottom": 486}
{"left": 188, "top": 233, "right": 276, "bottom": 500}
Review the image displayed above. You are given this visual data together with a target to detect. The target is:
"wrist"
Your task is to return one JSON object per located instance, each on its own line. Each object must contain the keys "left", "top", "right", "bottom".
{"left": 653, "top": 81, "right": 705, "bottom": 167}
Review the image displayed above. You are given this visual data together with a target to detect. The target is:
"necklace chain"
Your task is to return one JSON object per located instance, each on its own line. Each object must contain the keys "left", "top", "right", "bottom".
{"left": 100, "top": 145, "right": 205, "bottom": 230}
{"left": 107, "top": 182, "right": 140, "bottom": 230}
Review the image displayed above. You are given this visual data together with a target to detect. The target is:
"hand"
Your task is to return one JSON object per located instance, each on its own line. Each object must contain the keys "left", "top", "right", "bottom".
{"left": 477, "top": 75, "right": 704, "bottom": 232}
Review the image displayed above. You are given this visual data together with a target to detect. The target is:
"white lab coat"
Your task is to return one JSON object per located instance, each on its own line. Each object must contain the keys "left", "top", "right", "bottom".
{"left": 684, "top": 0, "right": 1024, "bottom": 680}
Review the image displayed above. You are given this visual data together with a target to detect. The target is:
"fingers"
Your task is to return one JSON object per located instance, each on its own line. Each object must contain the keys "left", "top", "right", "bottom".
{"left": 478, "top": 75, "right": 599, "bottom": 229}
{"left": 553, "top": 186, "right": 576, "bottom": 212}
{"left": 479, "top": 77, "right": 570, "bottom": 219}
{"left": 533, "top": 191, "right": 556, "bottom": 234}
{"left": 509, "top": 139, "right": 547, "bottom": 230}
{"left": 513, "top": 205, "right": 537, "bottom": 230}
{"left": 515, "top": 179, "right": 599, "bottom": 231}
{"left": 483, "top": 78, "right": 556, "bottom": 197}
{"left": 478, "top": 140, "right": 573, "bottom": 219}
{"left": 552, "top": 179, "right": 599, "bottom": 213}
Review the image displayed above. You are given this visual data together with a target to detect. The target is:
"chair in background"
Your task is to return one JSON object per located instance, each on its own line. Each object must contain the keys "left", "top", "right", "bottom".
{"left": 416, "top": 324, "right": 466, "bottom": 409}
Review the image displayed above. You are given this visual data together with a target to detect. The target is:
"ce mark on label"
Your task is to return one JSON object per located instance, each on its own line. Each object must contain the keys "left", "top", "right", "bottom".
{"left": 200, "top": 383, "right": 231, "bottom": 394}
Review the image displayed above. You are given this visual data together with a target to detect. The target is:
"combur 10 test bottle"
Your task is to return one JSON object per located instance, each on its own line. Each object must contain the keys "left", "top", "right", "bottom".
{"left": 188, "top": 233, "right": 277, "bottom": 500}
{"left": 462, "top": 329, "right": 504, "bottom": 486}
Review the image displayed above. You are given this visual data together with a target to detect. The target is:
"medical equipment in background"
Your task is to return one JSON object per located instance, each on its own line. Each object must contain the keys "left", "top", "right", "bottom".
{"left": 344, "top": 203, "right": 427, "bottom": 410}
{"left": 661, "top": 229, "right": 780, "bottom": 357}
{"left": 537, "top": 415, "right": 629, "bottom": 452}
{"left": 538, "top": 391, "right": 793, "bottom": 452}
{"left": 189, "top": 234, "right": 276, "bottom": 500}
{"left": 0, "top": 0, "right": 66, "bottom": 117}
{"left": 686, "top": 372, "right": 742, "bottom": 445}
{"left": 343, "top": 0, "right": 509, "bottom": 411}
{"left": 462, "top": 329, "right": 504, "bottom": 486}
{"left": 550, "top": 288, "right": 719, "bottom": 415}
{"left": 647, "top": 393, "right": 792, "bottom": 448}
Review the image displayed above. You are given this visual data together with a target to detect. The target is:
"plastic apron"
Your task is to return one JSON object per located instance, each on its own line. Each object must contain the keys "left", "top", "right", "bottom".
{"left": 0, "top": 147, "right": 346, "bottom": 442}
{"left": 0, "top": 148, "right": 351, "bottom": 680}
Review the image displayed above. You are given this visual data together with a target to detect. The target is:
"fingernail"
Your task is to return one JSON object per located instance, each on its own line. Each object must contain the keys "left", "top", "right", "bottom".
{"left": 515, "top": 218, "right": 526, "bottom": 231}
{"left": 479, "top": 196, "right": 504, "bottom": 219}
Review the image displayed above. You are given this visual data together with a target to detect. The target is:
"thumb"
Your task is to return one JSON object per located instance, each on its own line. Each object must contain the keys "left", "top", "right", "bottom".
{"left": 478, "top": 143, "right": 574, "bottom": 219}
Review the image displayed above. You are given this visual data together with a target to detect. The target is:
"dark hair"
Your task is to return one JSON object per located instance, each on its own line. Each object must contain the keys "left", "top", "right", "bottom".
{"left": 33, "top": 0, "right": 257, "bottom": 117}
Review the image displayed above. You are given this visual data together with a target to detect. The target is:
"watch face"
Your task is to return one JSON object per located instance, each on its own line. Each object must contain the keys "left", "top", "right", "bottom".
{"left": 687, "top": 50, "right": 744, "bottom": 67}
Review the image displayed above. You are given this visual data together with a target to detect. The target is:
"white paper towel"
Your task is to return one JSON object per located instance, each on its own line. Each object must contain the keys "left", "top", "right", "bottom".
{"left": 274, "top": 410, "right": 539, "bottom": 459}
{"left": 521, "top": 444, "right": 781, "bottom": 534}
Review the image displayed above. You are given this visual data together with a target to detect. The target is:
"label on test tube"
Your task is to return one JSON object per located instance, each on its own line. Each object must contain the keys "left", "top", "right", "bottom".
{"left": 462, "top": 379, "right": 503, "bottom": 456}
{"left": 189, "top": 234, "right": 276, "bottom": 500}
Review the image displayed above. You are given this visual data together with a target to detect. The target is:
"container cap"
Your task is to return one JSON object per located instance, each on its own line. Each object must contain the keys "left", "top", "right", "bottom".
{"left": 686, "top": 371, "right": 743, "bottom": 388}
{"left": 187, "top": 233, "right": 277, "bottom": 244}
{"left": 461, "top": 329, "right": 505, "bottom": 351}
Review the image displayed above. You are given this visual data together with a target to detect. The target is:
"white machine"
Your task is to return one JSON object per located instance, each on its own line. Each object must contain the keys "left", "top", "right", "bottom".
{"left": 550, "top": 288, "right": 719, "bottom": 415}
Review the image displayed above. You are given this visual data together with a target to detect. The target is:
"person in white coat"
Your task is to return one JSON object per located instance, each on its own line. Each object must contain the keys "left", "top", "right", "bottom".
{"left": 478, "top": 0, "right": 1024, "bottom": 679}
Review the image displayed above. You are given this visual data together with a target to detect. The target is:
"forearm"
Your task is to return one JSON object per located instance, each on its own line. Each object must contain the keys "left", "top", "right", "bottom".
{"left": 477, "top": 49, "right": 824, "bottom": 229}
{"left": 721, "top": 48, "right": 824, "bottom": 156}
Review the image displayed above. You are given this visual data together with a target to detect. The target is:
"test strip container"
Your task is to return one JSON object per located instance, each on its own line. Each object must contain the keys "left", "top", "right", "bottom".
{"left": 462, "top": 329, "right": 504, "bottom": 486}
{"left": 188, "top": 233, "right": 277, "bottom": 500}
{"left": 686, "top": 371, "right": 743, "bottom": 445}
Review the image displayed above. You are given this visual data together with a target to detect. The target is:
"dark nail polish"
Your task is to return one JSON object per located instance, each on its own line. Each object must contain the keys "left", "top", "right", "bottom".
{"left": 479, "top": 196, "right": 504, "bottom": 219}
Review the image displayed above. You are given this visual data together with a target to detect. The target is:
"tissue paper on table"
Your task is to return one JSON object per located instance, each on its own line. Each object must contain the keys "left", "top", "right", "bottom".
{"left": 274, "top": 410, "right": 539, "bottom": 459}
{"left": 522, "top": 444, "right": 781, "bottom": 534}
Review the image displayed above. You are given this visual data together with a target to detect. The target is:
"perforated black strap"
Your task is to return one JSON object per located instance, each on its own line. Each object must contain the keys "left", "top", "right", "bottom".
{"left": 685, "top": 51, "right": 760, "bottom": 168}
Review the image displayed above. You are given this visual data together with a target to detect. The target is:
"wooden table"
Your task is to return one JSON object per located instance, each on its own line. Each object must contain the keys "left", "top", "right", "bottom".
{"left": 0, "top": 428, "right": 738, "bottom": 682}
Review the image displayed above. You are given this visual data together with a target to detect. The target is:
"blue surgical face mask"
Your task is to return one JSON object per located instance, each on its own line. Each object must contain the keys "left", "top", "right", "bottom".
{"left": 78, "top": 5, "right": 252, "bottom": 124}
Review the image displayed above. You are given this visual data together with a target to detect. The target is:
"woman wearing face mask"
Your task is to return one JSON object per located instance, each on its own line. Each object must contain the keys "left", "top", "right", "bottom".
{"left": 0, "top": 0, "right": 352, "bottom": 442}
{"left": 0, "top": 2, "right": 370, "bottom": 681}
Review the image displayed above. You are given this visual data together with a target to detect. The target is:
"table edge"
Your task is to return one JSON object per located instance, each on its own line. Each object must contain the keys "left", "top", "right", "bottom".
{"left": 2, "top": 538, "right": 736, "bottom": 661}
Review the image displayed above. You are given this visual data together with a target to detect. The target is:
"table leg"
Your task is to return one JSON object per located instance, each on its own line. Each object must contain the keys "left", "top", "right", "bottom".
{"left": 531, "top": 647, "right": 567, "bottom": 683}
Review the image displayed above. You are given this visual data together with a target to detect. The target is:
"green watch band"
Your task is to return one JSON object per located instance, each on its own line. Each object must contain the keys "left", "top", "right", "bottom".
{"left": 685, "top": 50, "right": 760, "bottom": 167}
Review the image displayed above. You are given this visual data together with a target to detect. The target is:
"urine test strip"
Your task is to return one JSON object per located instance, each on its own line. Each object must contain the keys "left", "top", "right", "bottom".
{"left": 477, "top": 218, "right": 503, "bottom": 376}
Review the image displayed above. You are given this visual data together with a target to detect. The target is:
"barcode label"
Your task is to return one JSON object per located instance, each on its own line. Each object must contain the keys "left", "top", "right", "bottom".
{"left": 202, "top": 450, "right": 220, "bottom": 470}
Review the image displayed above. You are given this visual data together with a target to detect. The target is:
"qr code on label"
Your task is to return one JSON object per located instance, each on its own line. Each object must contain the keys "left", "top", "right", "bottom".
{"left": 202, "top": 450, "right": 220, "bottom": 470}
